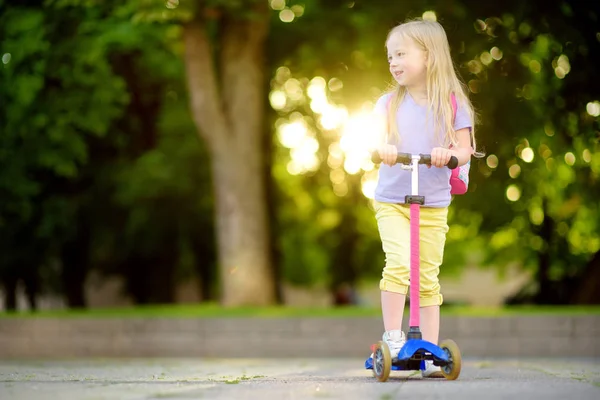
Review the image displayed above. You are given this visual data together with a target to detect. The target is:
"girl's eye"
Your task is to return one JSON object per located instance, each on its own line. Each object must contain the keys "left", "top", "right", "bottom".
{"left": 397, "top": 52, "right": 405, "bottom": 57}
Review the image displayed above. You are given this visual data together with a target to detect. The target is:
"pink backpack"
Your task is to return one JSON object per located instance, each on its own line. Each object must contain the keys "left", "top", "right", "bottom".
{"left": 386, "top": 93, "right": 470, "bottom": 195}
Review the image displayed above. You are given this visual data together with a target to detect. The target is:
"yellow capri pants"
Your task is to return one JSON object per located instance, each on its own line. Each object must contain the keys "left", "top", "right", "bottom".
{"left": 374, "top": 201, "right": 449, "bottom": 307}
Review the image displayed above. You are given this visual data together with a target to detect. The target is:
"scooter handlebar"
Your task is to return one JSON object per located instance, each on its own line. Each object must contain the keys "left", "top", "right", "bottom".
{"left": 371, "top": 152, "right": 459, "bottom": 170}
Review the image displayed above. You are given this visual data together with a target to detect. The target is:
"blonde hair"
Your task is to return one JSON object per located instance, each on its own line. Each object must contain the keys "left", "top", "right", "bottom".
{"left": 385, "top": 18, "right": 482, "bottom": 157}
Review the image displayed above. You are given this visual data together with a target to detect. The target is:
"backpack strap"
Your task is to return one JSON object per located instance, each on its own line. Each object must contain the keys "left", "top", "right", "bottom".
{"left": 451, "top": 92, "right": 475, "bottom": 149}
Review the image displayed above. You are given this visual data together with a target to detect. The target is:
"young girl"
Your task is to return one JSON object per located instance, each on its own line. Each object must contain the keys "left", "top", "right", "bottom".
{"left": 371, "top": 18, "right": 479, "bottom": 377}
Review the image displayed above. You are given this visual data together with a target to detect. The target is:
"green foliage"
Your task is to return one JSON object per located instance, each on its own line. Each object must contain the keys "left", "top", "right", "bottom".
{"left": 0, "top": 0, "right": 216, "bottom": 306}
{"left": 1, "top": 0, "right": 598, "bottom": 309}
{"left": 451, "top": 3, "right": 600, "bottom": 302}
{"left": 267, "top": 0, "right": 600, "bottom": 303}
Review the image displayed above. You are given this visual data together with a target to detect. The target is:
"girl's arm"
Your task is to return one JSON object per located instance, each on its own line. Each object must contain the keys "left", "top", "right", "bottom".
{"left": 450, "top": 128, "right": 473, "bottom": 166}
{"left": 431, "top": 128, "right": 473, "bottom": 168}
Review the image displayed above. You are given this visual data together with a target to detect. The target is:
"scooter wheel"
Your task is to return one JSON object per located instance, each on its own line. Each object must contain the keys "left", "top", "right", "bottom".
{"left": 439, "top": 339, "right": 462, "bottom": 380}
{"left": 373, "top": 341, "right": 391, "bottom": 382}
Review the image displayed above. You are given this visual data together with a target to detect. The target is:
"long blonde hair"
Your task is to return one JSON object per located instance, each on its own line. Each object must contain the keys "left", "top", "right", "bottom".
{"left": 385, "top": 19, "right": 481, "bottom": 156}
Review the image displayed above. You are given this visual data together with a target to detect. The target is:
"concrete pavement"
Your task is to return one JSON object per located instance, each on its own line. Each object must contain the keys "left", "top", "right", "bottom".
{"left": 1, "top": 358, "right": 599, "bottom": 399}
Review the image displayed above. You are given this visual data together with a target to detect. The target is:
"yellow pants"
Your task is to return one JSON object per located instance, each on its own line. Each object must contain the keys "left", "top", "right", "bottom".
{"left": 374, "top": 201, "right": 449, "bottom": 307}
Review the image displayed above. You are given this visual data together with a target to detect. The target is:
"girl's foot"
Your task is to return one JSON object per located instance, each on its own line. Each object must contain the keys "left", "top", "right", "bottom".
{"left": 422, "top": 360, "right": 444, "bottom": 378}
{"left": 382, "top": 330, "right": 406, "bottom": 361}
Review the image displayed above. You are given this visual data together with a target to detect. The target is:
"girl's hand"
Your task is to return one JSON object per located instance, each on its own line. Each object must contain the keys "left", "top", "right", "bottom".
{"left": 430, "top": 147, "right": 454, "bottom": 168}
{"left": 377, "top": 144, "right": 398, "bottom": 166}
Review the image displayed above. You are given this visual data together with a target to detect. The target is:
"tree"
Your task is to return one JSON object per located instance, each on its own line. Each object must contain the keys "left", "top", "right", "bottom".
{"left": 0, "top": 1, "right": 130, "bottom": 308}
{"left": 183, "top": 2, "right": 277, "bottom": 306}
{"left": 0, "top": 0, "right": 219, "bottom": 309}
{"left": 134, "top": 0, "right": 277, "bottom": 305}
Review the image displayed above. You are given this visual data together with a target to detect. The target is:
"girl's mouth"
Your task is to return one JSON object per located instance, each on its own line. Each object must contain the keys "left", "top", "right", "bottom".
{"left": 393, "top": 71, "right": 403, "bottom": 78}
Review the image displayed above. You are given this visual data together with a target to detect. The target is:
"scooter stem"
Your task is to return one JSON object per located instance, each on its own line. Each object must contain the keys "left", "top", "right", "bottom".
{"left": 407, "top": 155, "right": 422, "bottom": 340}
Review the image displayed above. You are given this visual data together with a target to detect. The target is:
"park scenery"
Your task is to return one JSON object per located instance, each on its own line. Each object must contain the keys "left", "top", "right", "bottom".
{"left": 0, "top": 1, "right": 599, "bottom": 398}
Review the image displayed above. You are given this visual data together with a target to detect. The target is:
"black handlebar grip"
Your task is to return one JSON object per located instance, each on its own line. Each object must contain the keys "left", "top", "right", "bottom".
{"left": 371, "top": 152, "right": 459, "bottom": 170}
{"left": 371, "top": 151, "right": 412, "bottom": 164}
{"left": 447, "top": 156, "right": 459, "bottom": 170}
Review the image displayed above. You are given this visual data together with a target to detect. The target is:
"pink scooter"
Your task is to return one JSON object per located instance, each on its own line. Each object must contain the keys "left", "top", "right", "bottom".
{"left": 365, "top": 152, "right": 462, "bottom": 381}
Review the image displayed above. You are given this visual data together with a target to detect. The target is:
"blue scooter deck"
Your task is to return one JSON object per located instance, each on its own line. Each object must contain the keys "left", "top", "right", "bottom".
{"left": 365, "top": 339, "right": 449, "bottom": 371}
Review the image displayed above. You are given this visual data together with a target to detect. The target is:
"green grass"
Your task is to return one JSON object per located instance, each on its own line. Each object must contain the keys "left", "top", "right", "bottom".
{"left": 0, "top": 303, "right": 599, "bottom": 319}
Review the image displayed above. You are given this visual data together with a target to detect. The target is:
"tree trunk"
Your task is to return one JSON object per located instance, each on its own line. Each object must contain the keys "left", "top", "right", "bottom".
{"left": 331, "top": 205, "right": 359, "bottom": 305}
{"left": 571, "top": 250, "right": 600, "bottom": 304}
{"left": 183, "top": 4, "right": 275, "bottom": 306}
{"left": 192, "top": 234, "right": 217, "bottom": 302}
{"left": 61, "top": 222, "right": 90, "bottom": 308}
{"left": 535, "top": 197, "right": 555, "bottom": 304}
{"left": 264, "top": 112, "right": 284, "bottom": 305}
{"left": 2, "top": 275, "right": 18, "bottom": 312}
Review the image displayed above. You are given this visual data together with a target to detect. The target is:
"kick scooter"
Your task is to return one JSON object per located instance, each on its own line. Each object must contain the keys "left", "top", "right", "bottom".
{"left": 365, "top": 152, "right": 462, "bottom": 381}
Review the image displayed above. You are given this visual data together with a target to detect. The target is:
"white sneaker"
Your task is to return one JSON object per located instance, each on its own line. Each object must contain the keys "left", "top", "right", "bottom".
{"left": 382, "top": 330, "right": 406, "bottom": 361}
{"left": 422, "top": 360, "right": 444, "bottom": 378}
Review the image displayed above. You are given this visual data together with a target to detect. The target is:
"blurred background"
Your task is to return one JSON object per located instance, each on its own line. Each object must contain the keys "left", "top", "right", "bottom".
{"left": 1, "top": 0, "right": 598, "bottom": 313}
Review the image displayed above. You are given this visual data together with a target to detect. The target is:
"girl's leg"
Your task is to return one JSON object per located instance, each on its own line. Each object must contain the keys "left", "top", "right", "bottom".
{"left": 375, "top": 202, "right": 411, "bottom": 358}
{"left": 381, "top": 291, "right": 406, "bottom": 331}
{"left": 417, "top": 207, "right": 448, "bottom": 377}
{"left": 418, "top": 207, "right": 449, "bottom": 346}
{"left": 420, "top": 304, "right": 440, "bottom": 344}
{"left": 375, "top": 202, "right": 411, "bottom": 332}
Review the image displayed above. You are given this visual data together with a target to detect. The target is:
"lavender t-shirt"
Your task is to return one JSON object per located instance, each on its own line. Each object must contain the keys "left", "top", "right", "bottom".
{"left": 373, "top": 92, "right": 473, "bottom": 207}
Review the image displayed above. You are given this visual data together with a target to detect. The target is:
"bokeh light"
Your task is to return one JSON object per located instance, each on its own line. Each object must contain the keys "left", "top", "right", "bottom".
{"left": 422, "top": 11, "right": 437, "bottom": 21}
{"left": 291, "top": 5, "right": 304, "bottom": 16}
{"left": 490, "top": 47, "right": 503, "bottom": 60}
{"left": 529, "top": 60, "right": 541, "bottom": 73}
{"left": 270, "top": 0, "right": 285, "bottom": 11}
{"left": 486, "top": 154, "right": 499, "bottom": 169}
{"left": 278, "top": 120, "right": 307, "bottom": 149}
{"left": 279, "top": 9, "right": 295, "bottom": 23}
{"left": 165, "top": 0, "right": 178, "bottom": 9}
{"left": 506, "top": 185, "right": 521, "bottom": 201}
{"left": 530, "top": 207, "right": 544, "bottom": 225}
{"left": 553, "top": 55, "right": 570, "bottom": 79}
{"left": 269, "top": 90, "right": 286, "bottom": 110}
{"left": 339, "top": 112, "right": 384, "bottom": 174}
{"left": 564, "top": 152, "right": 576, "bottom": 166}
{"left": 480, "top": 52, "right": 493, "bottom": 65}
{"left": 328, "top": 78, "right": 343, "bottom": 92}
{"left": 539, "top": 144, "right": 552, "bottom": 159}
{"left": 508, "top": 164, "right": 521, "bottom": 179}
{"left": 586, "top": 101, "right": 600, "bottom": 117}
{"left": 520, "top": 147, "right": 534, "bottom": 162}
{"left": 361, "top": 171, "right": 379, "bottom": 199}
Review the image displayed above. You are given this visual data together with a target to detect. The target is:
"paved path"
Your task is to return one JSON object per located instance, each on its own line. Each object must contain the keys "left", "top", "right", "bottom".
{"left": 1, "top": 358, "right": 599, "bottom": 399}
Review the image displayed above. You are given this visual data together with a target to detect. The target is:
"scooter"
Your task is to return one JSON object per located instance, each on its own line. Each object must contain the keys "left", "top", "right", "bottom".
{"left": 365, "top": 152, "right": 462, "bottom": 381}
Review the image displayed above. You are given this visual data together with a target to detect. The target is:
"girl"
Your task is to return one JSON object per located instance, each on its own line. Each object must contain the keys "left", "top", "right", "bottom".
{"left": 371, "top": 18, "right": 480, "bottom": 378}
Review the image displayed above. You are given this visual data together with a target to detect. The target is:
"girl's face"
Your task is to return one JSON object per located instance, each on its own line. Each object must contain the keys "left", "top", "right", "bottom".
{"left": 386, "top": 33, "right": 427, "bottom": 88}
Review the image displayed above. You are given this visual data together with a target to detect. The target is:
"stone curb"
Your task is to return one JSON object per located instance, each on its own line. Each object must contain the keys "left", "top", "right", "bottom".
{"left": 0, "top": 315, "right": 597, "bottom": 358}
